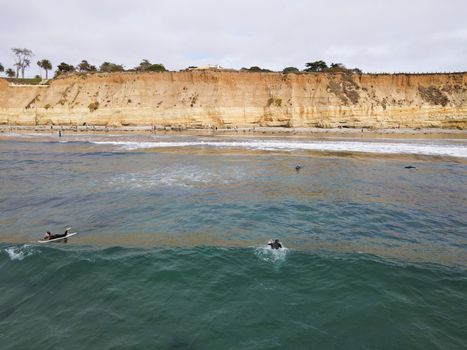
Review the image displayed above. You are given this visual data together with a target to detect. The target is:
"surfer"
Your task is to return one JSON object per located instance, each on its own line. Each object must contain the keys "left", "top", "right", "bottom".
{"left": 268, "top": 239, "right": 283, "bottom": 250}
{"left": 44, "top": 228, "right": 70, "bottom": 241}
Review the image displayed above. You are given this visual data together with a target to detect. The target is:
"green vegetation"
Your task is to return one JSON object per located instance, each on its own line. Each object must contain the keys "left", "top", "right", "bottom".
{"left": 3, "top": 46, "right": 373, "bottom": 82}
{"left": 282, "top": 67, "right": 299, "bottom": 74}
{"left": 146, "top": 63, "right": 167, "bottom": 72}
{"left": 6, "top": 77, "right": 43, "bottom": 85}
{"left": 267, "top": 97, "right": 282, "bottom": 107}
{"left": 37, "top": 59, "right": 52, "bottom": 79}
{"left": 5, "top": 68, "right": 15, "bottom": 78}
{"left": 77, "top": 60, "right": 97, "bottom": 72}
{"left": 88, "top": 101, "right": 99, "bottom": 112}
{"left": 241, "top": 66, "right": 273, "bottom": 73}
{"left": 304, "top": 60, "right": 328, "bottom": 72}
{"left": 304, "top": 60, "right": 362, "bottom": 74}
{"left": 99, "top": 62, "right": 125, "bottom": 73}
{"left": 135, "top": 59, "right": 167, "bottom": 72}
{"left": 55, "top": 62, "right": 76, "bottom": 76}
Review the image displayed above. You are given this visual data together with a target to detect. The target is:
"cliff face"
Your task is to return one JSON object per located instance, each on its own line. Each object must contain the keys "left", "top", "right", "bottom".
{"left": 0, "top": 71, "right": 466, "bottom": 129}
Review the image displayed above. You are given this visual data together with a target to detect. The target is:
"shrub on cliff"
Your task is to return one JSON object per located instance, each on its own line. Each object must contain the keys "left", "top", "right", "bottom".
{"left": 241, "top": 66, "right": 273, "bottom": 73}
{"left": 146, "top": 64, "right": 167, "bottom": 72}
{"left": 327, "top": 63, "right": 347, "bottom": 72}
{"left": 304, "top": 61, "right": 363, "bottom": 74}
{"left": 55, "top": 62, "right": 75, "bottom": 76}
{"left": 99, "top": 62, "right": 125, "bottom": 73}
{"left": 267, "top": 97, "right": 282, "bottom": 107}
{"left": 282, "top": 67, "right": 300, "bottom": 74}
{"left": 135, "top": 59, "right": 167, "bottom": 72}
{"left": 77, "top": 60, "right": 97, "bottom": 72}
{"left": 88, "top": 101, "right": 99, "bottom": 112}
{"left": 327, "top": 63, "right": 362, "bottom": 74}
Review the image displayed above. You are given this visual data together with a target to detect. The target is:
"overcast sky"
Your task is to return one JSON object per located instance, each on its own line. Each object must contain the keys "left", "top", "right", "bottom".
{"left": 1, "top": 0, "right": 466, "bottom": 76}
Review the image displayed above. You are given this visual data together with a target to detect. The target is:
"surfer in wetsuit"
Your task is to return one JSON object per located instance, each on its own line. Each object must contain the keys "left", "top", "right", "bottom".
{"left": 44, "top": 228, "right": 69, "bottom": 240}
{"left": 268, "top": 239, "right": 283, "bottom": 250}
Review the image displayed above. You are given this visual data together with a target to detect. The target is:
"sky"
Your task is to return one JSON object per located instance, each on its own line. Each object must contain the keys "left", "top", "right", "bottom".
{"left": 1, "top": 0, "right": 466, "bottom": 76}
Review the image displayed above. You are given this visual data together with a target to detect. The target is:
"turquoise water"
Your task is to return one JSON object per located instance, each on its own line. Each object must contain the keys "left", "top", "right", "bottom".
{"left": 1, "top": 135, "right": 466, "bottom": 349}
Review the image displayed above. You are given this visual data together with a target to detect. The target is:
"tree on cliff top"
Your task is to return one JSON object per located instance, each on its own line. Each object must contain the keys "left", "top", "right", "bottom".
{"left": 99, "top": 62, "right": 125, "bottom": 73}
{"left": 55, "top": 62, "right": 75, "bottom": 76}
{"left": 304, "top": 60, "right": 328, "bottom": 72}
{"left": 12, "top": 48, "right": 34, "bottom": 78}
{"left": 135, "top": 59, "right": 151, "bottom": 71}
{"left": 283, "top": 67, "right": 300, "bottom": 74}
{"left": 135, "top": 59, "right": 167, "bottom": 72}
{"left": 5, "top": 68, "right": 15, "bottom": 78}
{"left": 77, "top": 60, "right": 97, "bottom": 72}
{"left": 37, "top": 59, "right": 52, "bottom": 79}
{"left": 329, "top": 63, "right": 346, "bottom": 71}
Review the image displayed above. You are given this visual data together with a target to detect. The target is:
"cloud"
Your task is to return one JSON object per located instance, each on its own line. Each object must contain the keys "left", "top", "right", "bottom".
{"left": 1, "top": 0, "right": 466, "bottom": 76}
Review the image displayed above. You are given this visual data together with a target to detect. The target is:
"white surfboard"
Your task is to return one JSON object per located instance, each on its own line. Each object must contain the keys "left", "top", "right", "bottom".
{"left": 38, "top": 232, "right": 78, "bottom": 243}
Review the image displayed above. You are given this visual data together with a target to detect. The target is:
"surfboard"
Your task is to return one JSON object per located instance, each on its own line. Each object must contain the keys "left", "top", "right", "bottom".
{"left": 38, "top": 232, "right": 78, "bottom": 243}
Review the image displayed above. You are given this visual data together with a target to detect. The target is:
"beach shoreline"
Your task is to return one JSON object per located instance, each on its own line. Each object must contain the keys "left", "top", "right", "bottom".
{"left": 1, "top": 124, "right": 466, "bottom": 140}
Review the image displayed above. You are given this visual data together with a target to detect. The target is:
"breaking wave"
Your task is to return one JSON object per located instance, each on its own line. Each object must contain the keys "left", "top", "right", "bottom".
{"left": 4, "top": 245, "right": 36, "bottom": 261}
{"left": 93, "top": 139, "right": 467, "bottom": 158}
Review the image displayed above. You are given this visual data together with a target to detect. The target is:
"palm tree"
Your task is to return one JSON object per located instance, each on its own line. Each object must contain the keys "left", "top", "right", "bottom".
{"left": 0, "top": 63, "right": 4, "bottom": 73}
{"left": 37, "top": 60, "right": 43, "bottom": 77}
{"left": 6, "top": 68, "right": 15, "bottom": 78}
{"left": 37, "top": 59, "right": 52, "bottom": 79}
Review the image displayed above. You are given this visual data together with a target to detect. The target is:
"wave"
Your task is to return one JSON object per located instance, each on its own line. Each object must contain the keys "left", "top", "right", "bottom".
{"left": 92, "top": 140, "right": 467, "bottom": 158}
{"left": 0, "top": 244, "right": 465, "bottom": 349}
{"left": 255, "top": 245, "right": 289, "bottom": 263}
{"left": 4, "top": 245, "right": 36, "bottom": 261}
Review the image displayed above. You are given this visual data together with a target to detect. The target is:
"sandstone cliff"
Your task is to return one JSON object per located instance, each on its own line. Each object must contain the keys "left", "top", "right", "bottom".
{"left": 0, "top": 71, "right": 466, "bottom": 129}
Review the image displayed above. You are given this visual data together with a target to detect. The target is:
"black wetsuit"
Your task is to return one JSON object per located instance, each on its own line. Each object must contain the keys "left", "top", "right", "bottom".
{"left": 49, "top": 230, "right": 68, "bottom": 240}
{"left": 268, "top": 242, "right": 282, "bottom": 249}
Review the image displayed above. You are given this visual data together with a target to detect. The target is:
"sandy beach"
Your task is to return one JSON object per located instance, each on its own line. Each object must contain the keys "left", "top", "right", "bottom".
{"left": 1, "top": 124, "right": 466, "bottom": 140}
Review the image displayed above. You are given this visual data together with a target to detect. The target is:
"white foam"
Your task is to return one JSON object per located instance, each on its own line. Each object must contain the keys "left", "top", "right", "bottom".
{"left": 106, "top": 165, "right": 244, "bottom": 189}
{"left": 255, "top": 245, "right": 289, "bottom": 263}
{"left": 93, "top": 139, "right": 467, "bottom": 158}
{"left": 4, "top": 245, "right": 35, "bottom": 261}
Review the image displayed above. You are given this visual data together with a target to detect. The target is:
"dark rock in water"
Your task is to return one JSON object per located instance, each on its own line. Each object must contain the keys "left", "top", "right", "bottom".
{"left": 405, "top": 165, "right": 416, "bottom": 169}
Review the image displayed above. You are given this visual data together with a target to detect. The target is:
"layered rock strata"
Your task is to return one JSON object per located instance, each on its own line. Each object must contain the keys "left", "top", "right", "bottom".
{"left": 0, "top": 71, "right": 466, "bottom": 129}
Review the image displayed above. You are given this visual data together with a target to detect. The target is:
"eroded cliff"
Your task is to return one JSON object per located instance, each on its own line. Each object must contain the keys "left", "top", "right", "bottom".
{"left": 0, "top": 71, "right": 466, "bottom": 129}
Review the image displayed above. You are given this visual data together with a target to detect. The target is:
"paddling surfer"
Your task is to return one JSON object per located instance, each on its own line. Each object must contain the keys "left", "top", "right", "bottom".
{"left": 44, "top": 228, "right": 70, "bottom": 241}
{"left": 268, "top": 239, "right": 283, "bottom": 250}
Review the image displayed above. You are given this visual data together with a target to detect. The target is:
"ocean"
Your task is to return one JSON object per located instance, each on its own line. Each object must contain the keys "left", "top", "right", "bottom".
{"left": 0, "top": 133, "right": 466, "bottom": 349}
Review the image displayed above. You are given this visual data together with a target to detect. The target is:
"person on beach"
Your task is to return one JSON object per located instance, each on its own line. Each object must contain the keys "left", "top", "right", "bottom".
{"left": 44, "top": 228, "right": 70, "bottom": 240}
{"left": 268, "top": 239, "right": 283, "bottom": 250}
